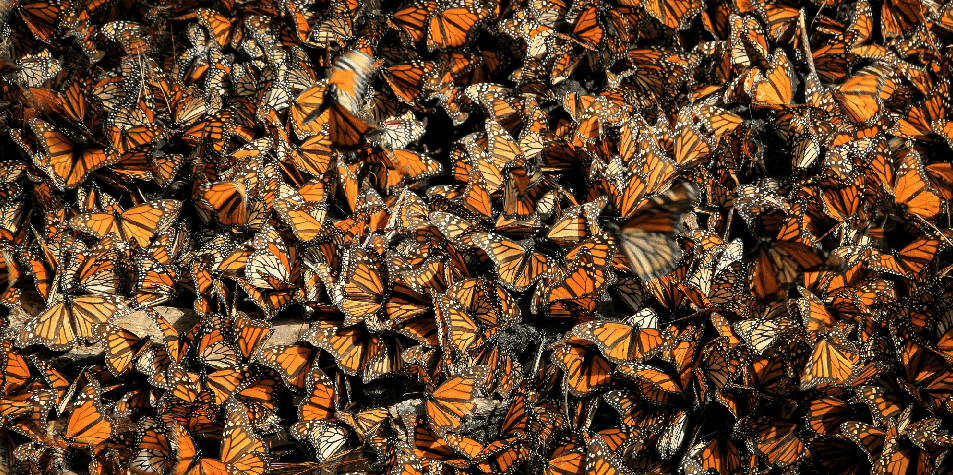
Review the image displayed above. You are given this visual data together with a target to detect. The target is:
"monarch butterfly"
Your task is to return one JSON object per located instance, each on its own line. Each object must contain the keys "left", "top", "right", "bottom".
{"left": 427, "top": 161, "right": 493, "bottom": 220}
{"left": 443, "top": 432, "right": 511, "bottom": 462}
{"left": 58, "top": 238, "right": 124, "bottom": 297}
{"left": 318, "top": 319, "right": 402, "bottom": 383}
{"left": 431, "top": 68, "right": 474, "bottom": 125}
{"left": 453, "top": 278, "right": 520, "bottom": 331}
{"left": 390, "top": 0, "right": 437, "bottom": 44}
{"left": 31, "top": 79, "right": 87, "bottom": 123}
{"left": 27, "top": 355, "right": 74, "bottom": 414}
{"left": 609, "top": 182, "right": 696, "bottom": 281}
{"left": 428, "top": 1, "right": 494, "bottom": 51}
{"left": 245, "top": 224, "right": 300, "bottom": 294}
{"left": 687, "top": 437, "right": 743, "bottom": 475}
{"left": 256, "top": 344, "right": 314, "bottom": 391}
{"left": 161, "top": 387, "right": 221, "bottom": 439}
{"left": 134, "top": 254, "right": 178, "bottom": 308}
{"left": 181, "top": 400, "right": 269, "bottom": 475}
{"left": 881, "top": 0, "right": 924, "bottom": 39}
{"left": 544, "top": 439, "right": 587, "bottom": 475}
{"left": 853, "top": 386, "right": 907, "bottom": 427}
{"left": 206, "top": 365, "right": 256, "bottom": 406}
{"left": 887, "top": 148, "right": 944, "bottom": 221}
{"left": 469, "top": 232, "right": 554, "bottom": 292}
{"left": 94, "top": 323, "right": 150, "bottom": 377}
{"left": 308, "top": 5, "right": 354, "bottom": 48}
{"left": 476, "top": 440, "right": 530, "bottom": 473}
{"left": 749, "top": 237, "right": 843, "bottom": 301}
{"left": 0, "top": 341, "right": 31, "bottom": 397}
{"left": 547, "top": 197, "right": 606, "bottom": 245}
{"left": 571, "top": 2, "right": 603, "bottom": 50}
{"left": 17, "top": 294, "right": 130, "bottom": 351}
{"left": 387, "top": 188, "right": 434, "bottom": 235}
{"left": 233, "top": 312, "right": 273, "bottom": 361}
{"left": 16, "top": 0, "right": 61, "bottom": 41}
{"left": 541, "top": 247, "right": 613, "bottom": 306}
{"left": 64, "top": 377, "right": 114, "bottom": 447}
{"left": 552, "top": 343, "right": 612, "bottom": 396}
{"left": 391, "top": 0, "right": 491, "bottom": 50}
{"left": 183, "top": 113, "right": 229, "bottom": 153}
{"left": 301, "top": 52, "right": 379, "bottom": 148}
{"left": 26, "top": 119, "right": 120, "bottom": 191}
{"left": 385, "top": 257, "right": 444, "bottom": 324}
{"left": 750, "top": 49, "right": 794, "bottom": 109}
{"left": 169, "top": 85, "right": 209, "bottom": 128}
{"left": 162, "top": 422, "right": 199, "bottom": 474}
{"left": 339, "top": 408, "right": 389, "bottom": 440}
{"left": 295, "top": 421, "right": 350, "bottom": 462}
{"left": 146, "top": 307, "right": 190, "bottom": 366}
{"left": 805, "top": 396, "right": 854, "bottom": 437}
{"left": 474, "top": 346, "right": 522, "bottom": 399}
{"left": 867, "top": 232, "right": 948, "bottom": 279}
{"left": 363, "top": 146, "right": 443, "bottom": 193}
{"left": 11, "top": 48, "right": 61, "bottom": 88}
{"left": 615, "top": 363, "right": 683, "bottom": 404}
{"left": 193, "top": 8, "right": 235, "bottom": 47}
{"left": 384, "top": 61, "right": 437, "bottom": 104}
{"left": 432, "top": 289, "right": 489, "bottom": 362}
{"left": 425, "top": 367, "right": 487, "bottom": 433}
{"left": 821, "top": 174, "right": 865, "bottom": 225}
{"left": 567, "top": 319, "right": 668, "bottom": 365}
{"left": 319, "top": 244, "right": 386, "bottom": 328}
{"left": 106, "top": 109, "right": 162, "bottom": 154}
{"left": 194, "top": 315, "right": 241, "bottom": 371}
{"left": 145, "top": 221, "right": 191, "bottom": 266}
{"left": 428, "top": 210, "right": 480, "bottom": 246}
{"left": 69, "top": 199, "right": 182, "bottom": 248}
{"left": 403, "top": 344, "right": 443, "bottom": 388}
{"left": 656, "top": 409, "right": 690, "bottom": 460}
{"left": 465, "top": 83, "right": 519, "bottom": 121}
{"left": 132, "top": 417, "right": 174, "bottom": 474}
{"left": 376, "top": 113, "right": 427, "bottom": 150}
{"left": 833, "top": 62, "right": 896, "bottom": 124}
{"left": 585, "top": 430, "right": 633, "bottom": 475}
{"left": 619, "top": 0, "right": 703, "bottom": 30}
{"left": 739, "top": 415, "right": 808, "bottom": 468}
{"left": 843, "top": 419, "right": 897, "bottom": 466}
{"left": 702, "top": 341, "right": 748, "bottom": 394}
{"left": 733, "top": 306, "right": 797, "bottom": 355}
{"left": 290, "top": 366, "right": 336, "bottom": 433}
{"left": 193, "top": 180, "right": 268, "bottom": 232}
{"left": 413, "top": 422, "right": 471, "bottom": 468}
{"left": 672, "top": 118, "right": 714, "bottom": 169}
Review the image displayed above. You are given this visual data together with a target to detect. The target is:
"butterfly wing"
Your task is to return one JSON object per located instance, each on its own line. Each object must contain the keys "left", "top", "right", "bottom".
{"left": 120, "top": 200, "right": 183, "bottom": 248}
{"left": 65, "top": 377, "right": 114, "bottom": 446}
{"left": 616, "top": 183, "right": 696, "bottom": 280}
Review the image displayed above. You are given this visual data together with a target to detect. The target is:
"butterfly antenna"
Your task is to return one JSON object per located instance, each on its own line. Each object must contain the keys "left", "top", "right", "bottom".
{"left": 914, "top": 214, "right": 953, "bottom": 249}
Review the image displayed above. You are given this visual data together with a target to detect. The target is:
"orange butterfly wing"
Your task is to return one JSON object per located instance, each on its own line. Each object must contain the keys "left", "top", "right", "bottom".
{"left": 426, "top": 368, "right": 486, "bottom": 432}
{"left": 65, "top": 378, "right": 114, "bottom": 446}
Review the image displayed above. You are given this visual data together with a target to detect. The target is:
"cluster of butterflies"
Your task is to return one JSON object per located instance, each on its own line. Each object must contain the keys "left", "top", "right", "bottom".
{"left": 2, "top": 0, "right": 953, "bottom": 473}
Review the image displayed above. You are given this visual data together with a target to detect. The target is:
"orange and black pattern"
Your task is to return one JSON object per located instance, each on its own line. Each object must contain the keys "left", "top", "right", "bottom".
{"left": 2, "top": 0, "right": 953, "bottom": 474}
